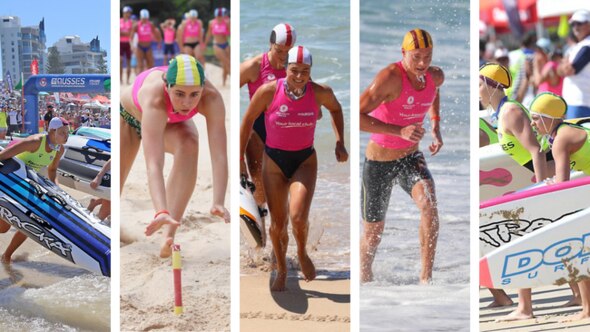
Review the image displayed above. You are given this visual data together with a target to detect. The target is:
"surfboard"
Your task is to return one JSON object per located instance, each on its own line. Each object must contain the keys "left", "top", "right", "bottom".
{"left": 480, "top": 207, "right": 590, "bottom": 289}
{"left": 72, "top": 127, "right": 111, "bottom": 141}
{"left": 57, "top": 135, "right": 111, "bottom": 198}
{"left": 480, "top": 176, "right": 590, "bottom": 257}
{"left": 239, "top": 178, "right": 264, "bottom": 248}
{"left": 0, "top": 156, "right": 110, "bottom": 276}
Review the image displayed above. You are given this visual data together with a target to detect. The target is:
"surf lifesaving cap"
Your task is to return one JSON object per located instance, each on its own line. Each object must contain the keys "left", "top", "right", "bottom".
{"left": 140, "top": 9, "right": 149, "bottom": 19}
{"left": 48, "top": 117, "right": 69, "bottom": 130}
{"left": 214, "top": 8, "right": 227, "bottom": 17}
{"left": 166, "top": 55, "right": 205, "bottom": 87}
{"left": 479, "top": 62, "right": 512, "bottom": 89}
{"left": 287, "top": 46, "right": 312, "bottom": 66}
{"left": 270, "top": 23, "right": 296, "bottom": 47}
{"left": 402, "top": 29, "right": 433, "bottom": 51}
{"left": 529, "top": 92, "right": 568, "bottom": 119}
{"left": 123, "top": 6, "right": 132, "bottom": 13}
{"left": 189, "top": 9, "right": 198, "bottom": 18}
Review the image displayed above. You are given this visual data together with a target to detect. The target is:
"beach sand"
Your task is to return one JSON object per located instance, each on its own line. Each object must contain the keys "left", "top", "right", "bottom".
{"left": 480, "top": 285, "right": 590, "bottom": 331}
{"left": 240, "top": 271, "right": 350, "bottom": 332}
{"left": 119, "top": 64, "right": 231, "bottom": 331}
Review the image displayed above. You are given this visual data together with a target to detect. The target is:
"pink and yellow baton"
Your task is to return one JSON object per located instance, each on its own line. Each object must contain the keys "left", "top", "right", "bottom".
{"left": 172, "top": 244, "right": 183, "bottom": 315}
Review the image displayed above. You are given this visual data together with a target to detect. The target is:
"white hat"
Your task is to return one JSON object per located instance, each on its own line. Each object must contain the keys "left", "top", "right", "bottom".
{"left": 270, "top": 23, "right": 296, "bottom": 47}
{"left": 569, "top": 10, "right": 590, "bottom": 24}
{"left": 494, "top": 48, "right": 509, "bottom": 59}
{"left": 140, "top": 9, "right": 150, "bottom": 19}
{"left": 48, "top": 117, "right": 69, "bottom": 131}
{"left": 189, "top": 9, "right": 198, "bottom": 18}
{"left": 287, "top": 46, "right": 312, "bottom": 66}
{"left": 123, "top": 6, "right": 132, "bottom": 13}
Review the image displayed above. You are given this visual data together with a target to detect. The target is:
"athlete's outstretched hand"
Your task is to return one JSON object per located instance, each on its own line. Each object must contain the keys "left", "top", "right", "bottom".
{"left": 335, "top": 141, "right": 348, "bottom": 162}
{"left": 211, "top": 204, "right": 230, "bottom": 223}
{"left": 399, "top": 123, "right": 425, "bottom": 143}
{"left": 429, "top": 122, "right": 443, "bottom": 156}
{"left": 145, "top": 214, "right": 180, "bottom": 236}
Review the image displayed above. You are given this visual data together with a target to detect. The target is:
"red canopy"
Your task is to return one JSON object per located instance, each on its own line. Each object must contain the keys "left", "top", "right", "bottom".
{"left": 480, "top": 0, "right": 538, "bottom": 33}
{"left": 92, "top": 95, "right": 110, "bottom": 103}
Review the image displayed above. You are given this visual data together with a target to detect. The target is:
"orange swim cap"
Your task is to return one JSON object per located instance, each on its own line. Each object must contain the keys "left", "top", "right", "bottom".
{"left": 402, "top": 29, "right": 433, "bottom": 51}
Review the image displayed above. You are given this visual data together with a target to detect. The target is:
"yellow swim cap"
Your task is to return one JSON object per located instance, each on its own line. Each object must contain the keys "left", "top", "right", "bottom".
{"left": 166, "top": 54, "right": 205, "bottom": 86}
{"left": 402, "top": 29, "right": 433, "bottom": 51}
{"left": 479, "top": 63, "right": 512, "bottom": 89}
{"left": 529, "top": 92, "right": 567, "bottom": 119}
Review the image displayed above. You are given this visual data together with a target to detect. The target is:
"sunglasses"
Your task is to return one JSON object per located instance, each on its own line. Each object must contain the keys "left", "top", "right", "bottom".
{"left": 571, "top": 21, "right": 587, "bottom": 27}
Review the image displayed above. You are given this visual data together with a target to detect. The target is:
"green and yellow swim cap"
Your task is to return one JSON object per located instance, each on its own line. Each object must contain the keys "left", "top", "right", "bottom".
{"left": 479, "top": 62, "right": 512, "bottom": 89}
{"left": 402, "top": 29, "right": 433, "bottom": 51}
{"left": 529, "top": 92, "right": 567, "bottom": 119}
{"left": 166, "top": 55, "right": 205, "bottom": 87}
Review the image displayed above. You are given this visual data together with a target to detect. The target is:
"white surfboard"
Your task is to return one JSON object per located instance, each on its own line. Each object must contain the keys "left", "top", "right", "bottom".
{"left": 480, "top": 176, "right": 590, "bottom": 257}
{"left": 239, "top": 179, "right": 264, "bottom": 248}
{"left": 480, "top": 207, "right": 590, "bottom": 289}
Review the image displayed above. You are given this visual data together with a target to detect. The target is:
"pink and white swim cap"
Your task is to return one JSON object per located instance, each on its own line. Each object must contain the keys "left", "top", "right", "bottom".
{"left": 287, "top": 46, "right": 312, "bottom": 66}
{"left": 270, "top": 23, "right": 296, "bottom": 47}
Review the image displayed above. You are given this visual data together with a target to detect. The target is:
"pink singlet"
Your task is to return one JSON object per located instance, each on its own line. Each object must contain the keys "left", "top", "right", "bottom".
{"left": 183, "top": 20, "right": 201, "bottom": 40}
{"left": 370, "top": 61, "right": 436, "bottom": 149}
{"left": 120, "top": 18, "right": 133, "bottom": 43}
{"left": 211, "top": 20, "right": 229, "bottom": 36}
{"left": 132, "top": 67, "right": 199, "bottom": 123}
{"left": 137, "top": 21, "right": 153, "bottom": 43}
{"left": 247, "top": 53, "right": 286, "bottom": 99}
{"left": 265, "top": 79, "right": 319, "bottom": 151}
{"left": 164, "top": 27, "right": 175, "bottom": 44}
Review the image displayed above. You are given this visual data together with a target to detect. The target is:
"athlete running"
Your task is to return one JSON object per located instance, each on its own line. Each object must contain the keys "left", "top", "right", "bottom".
{"left": 205, "top": 8, "right": 230, "bottom": 86}
{"left": 177, "top": 9, "right": 205, "bottom": 66}
{"left": 130, "top": 9, "right": 162, "bottom": 73}
{"left": 120, "top": 6, "right": 134, "bottom": 85}
{"left": 160, "top": 18, "right": 177, "bottom": 65}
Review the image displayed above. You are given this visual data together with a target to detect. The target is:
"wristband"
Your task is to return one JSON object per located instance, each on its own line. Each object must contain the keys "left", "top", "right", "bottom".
{"left": 154, "top": 209, "right": 170, "bottom": 219}
{"left": 430, "top": 116, "right": 440, "bottom": 122}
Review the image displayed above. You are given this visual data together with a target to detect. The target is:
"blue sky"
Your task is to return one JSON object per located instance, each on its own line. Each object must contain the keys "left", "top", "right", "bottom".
{"left": 1, "top": 0, "right": 111, "bottom": 72}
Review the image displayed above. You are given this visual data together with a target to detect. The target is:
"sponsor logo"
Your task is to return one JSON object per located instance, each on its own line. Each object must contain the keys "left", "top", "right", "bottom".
{"left": 279, "top": 105, "right": 288, "bottom": 113}
{"left": 50, "top": 77, "right": 86, "bottom": 87}
{"left": 298, "top": 112, "right": 314, "bottom": 117}
{"left": 407, "top": 96, "right": 414, "bottom": 105}
{"left": 88, "top": 79, "right": 101, "bottom": 86}
{"left": 39, "top": 78, "right": 47, "bottom": 87}
{"left": 501, "top": 142, "right": 515, "bottom": 151}
{"left": 0, "top": 206, "right": 72, "bottom": 258}
{"left": 500, "top": 232, "right": 590, "bottom": 284}
{"left": 267, "top": 73, "right": 276, "bottom": 81}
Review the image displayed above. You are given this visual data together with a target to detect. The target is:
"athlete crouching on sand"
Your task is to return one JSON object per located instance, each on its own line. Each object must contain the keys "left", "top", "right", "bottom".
{"left": 240, "top": 46, "right": 348, "bottom": 291}
{"left": 360, "top": 29, "right": 444, "bottom": 284}
{"left": 0, "top": 117, "right": 68, "bottom": 263}
{"left": 120, "top": 54, "right": 229, "bottom": 258}
{"left": 529, "top": 93, "right": 590, "bottom": 322}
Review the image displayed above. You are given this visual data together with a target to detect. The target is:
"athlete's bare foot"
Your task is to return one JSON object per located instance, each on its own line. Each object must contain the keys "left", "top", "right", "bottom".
{"left": 299, "top": 254, "right": 316, "bottom": 282}
{"left": 160, "top": 237, "right": 174, "bottom": 258}
{"left": 88, "top": 198, "right": 101, "bottom": 212}
{"left": 562, "top": 296, "right": 582, "bottom": 307}
{"left": 1, "top": 254, "right": 10, "bottom": 264}
{"left": 560, "top": 311, "right": 590, "bottom": 322}
{"left": 495, "top": 309, "right": 534, "bottom": 322}
{"left": 420, "top": 278, "right": 432, "bottom": 285}
{"left": 145, "top": 215, "right": 180, "bottom": 236}
{"left": 271, "top": 271, "right": 287, "bottom": 292}
{"left": 487, "top": 299, "right": 514, "bottom": 308}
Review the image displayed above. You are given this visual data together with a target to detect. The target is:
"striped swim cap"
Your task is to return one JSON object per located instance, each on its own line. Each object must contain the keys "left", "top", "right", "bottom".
{"left": 270, "top": 23, "right": 296, "bottom": 47}
{"left": 529, "top": 92, "right": 567, "bottom": 119}
{"left": 479, "top": 62, "right": 512, "bottom": 89}
{"left": 402, "top": 29, "right": 433, "bottom": 51}
{"left": 215, "top": 7, "right": 227, "bottom": 17}
{"left": 166, "top": 55, "right": 205, "bottom": 86}
{"left": 287, "top": 46, "right": 312, "bottom": 66}
{"left": 140, "top": 9, "right": 149, "bottom": 19}
{"left": 189, "top": 9, "right": 198, "bottom": 18}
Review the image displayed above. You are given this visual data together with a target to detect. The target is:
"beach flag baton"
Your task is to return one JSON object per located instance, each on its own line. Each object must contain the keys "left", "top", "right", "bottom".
{"left": 172, "top": 244, "right": 183, "bottom": 315}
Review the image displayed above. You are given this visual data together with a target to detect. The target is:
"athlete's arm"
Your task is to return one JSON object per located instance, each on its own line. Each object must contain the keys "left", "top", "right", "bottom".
{"left": 200, "top": 83, "right": 229, "bottom": 223}
{"left": 315, "top": 83, "right": 348, "bottom": 162}
{"left": 240, "top": 82, "right": 275, "bottom": 173}
{"left": 176, "top": 22, "right": 185, "bottom": 49}
{"left": 503, "top": 105, "right": 548, "bottom": 181}
{"left": 204, "top": 22, "right": 213, "bottom": 47}
{"left": 91, "top": 158, "right": 111, "bottom": 189}
{"left": 0, "top": 136, "right": 41, "bottom": 161}
{"left": 152, "top": 23, "right": 162, "bottom": 43}
{"left": 551, "top": 133, "right": 572, "bottom": 183}
{"left": 47, "top": 145, "right": 65, "bottom": 184}
{"left": 428, "top": 66, "right": 445, "bottom": 156}
{"left": 240, "top": 55, "right": 261, "bottom": 87}
{"left": 139, "top": 85, "right": 169, "bottom": 216}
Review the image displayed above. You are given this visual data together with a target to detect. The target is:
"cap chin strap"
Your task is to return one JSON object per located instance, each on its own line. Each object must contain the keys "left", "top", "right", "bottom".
{"left": 483, "top": 78, "right": 500, "bottom": 120}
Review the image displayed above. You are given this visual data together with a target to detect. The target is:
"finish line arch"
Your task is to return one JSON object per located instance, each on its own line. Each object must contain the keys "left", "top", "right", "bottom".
{"left": 22, "top": 74, "right": 110, "bottom": 133}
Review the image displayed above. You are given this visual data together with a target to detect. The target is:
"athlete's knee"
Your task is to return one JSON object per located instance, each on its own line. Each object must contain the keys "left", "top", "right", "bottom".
{"left": 176, "top": 131, "right": 199, "bottom": 154}
{"left": 290, "top": 213, "right": 308, "bottom": 231}
{"left": 0, "top": 220, "right": 10, "bottom": 233}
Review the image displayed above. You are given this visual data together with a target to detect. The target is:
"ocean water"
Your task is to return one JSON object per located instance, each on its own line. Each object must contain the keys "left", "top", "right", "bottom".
{"left": 240, "top": 0, "right": 350, "bottom": 275}
{"left": 360, "top": 0, "right": 470, "bottom": 331}
{"left": 0, "top": 243, "right": 110, "bottom": 331}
